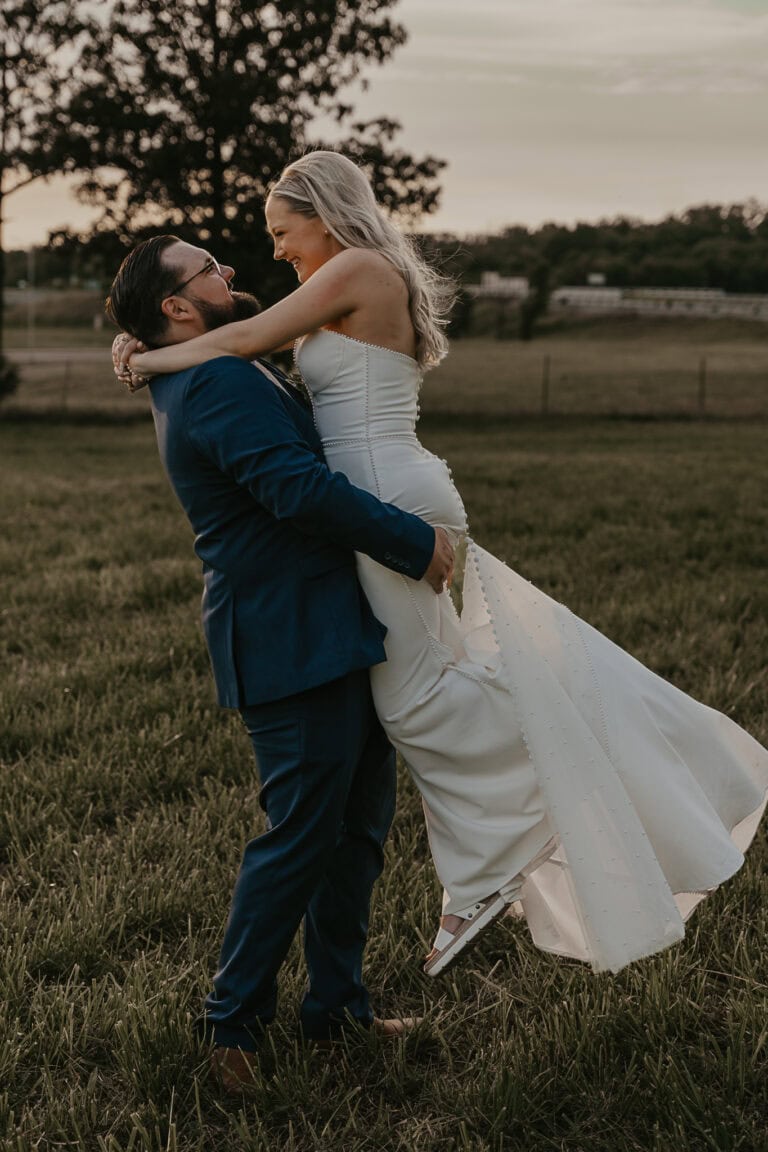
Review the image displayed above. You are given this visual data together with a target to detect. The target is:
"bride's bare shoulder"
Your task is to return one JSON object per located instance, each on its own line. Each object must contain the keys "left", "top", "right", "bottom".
{"left": 329, "top": 247, "right": 400, "bottom": 279}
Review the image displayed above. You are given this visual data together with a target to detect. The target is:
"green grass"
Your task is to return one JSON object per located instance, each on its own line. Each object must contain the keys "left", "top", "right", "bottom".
{"left": 1, "top": 406, "right": 767, "bottom": 1148}
{"left": 2, "top": 321, "right": 768, "bottom": 418}
{"left": 4, "top": 324, "right": 115, "bottom": 348}
{"left": 3, "top": 325, "right": 137, "bottom": 417}
{"left": 422, "top": 328, "right": 768, "bottom": 418}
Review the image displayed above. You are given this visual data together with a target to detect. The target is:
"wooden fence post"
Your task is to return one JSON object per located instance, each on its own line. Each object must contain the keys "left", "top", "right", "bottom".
{"left": 541, "top": 354, "right": 550, "bottom": 416}
{"left": 62, "top": 360, "right": 71, "bottom": 410}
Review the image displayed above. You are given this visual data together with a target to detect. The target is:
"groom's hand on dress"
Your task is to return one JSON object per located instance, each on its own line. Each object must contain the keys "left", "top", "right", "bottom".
{"left": 424, "top": 527, "right": 454, "bottom": 593}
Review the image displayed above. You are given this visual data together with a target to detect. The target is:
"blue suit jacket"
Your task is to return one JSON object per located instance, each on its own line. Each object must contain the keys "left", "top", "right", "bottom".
{"left": 149, "top": 355, "right": 435, "bottom": 708}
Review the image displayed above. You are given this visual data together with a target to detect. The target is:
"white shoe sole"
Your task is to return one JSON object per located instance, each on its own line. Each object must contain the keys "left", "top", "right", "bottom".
{"left": 423, "top": 894, "right": 508, "bottom": 977}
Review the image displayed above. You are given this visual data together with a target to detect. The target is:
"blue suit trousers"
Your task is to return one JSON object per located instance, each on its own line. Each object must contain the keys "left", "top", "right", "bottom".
{"left": 200, "top": 669, "right": 396, "bottom": 1049}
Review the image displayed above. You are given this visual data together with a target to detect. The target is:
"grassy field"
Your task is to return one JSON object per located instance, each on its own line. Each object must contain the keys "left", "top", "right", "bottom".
{"left": 421, "top": 319, "right": 768, "bottom": 419}
{"left": 1, "top": 379, "right": 767, "bottom": 1147}
{"left": 2, "top": 319, "right": 768, "bottom": 418}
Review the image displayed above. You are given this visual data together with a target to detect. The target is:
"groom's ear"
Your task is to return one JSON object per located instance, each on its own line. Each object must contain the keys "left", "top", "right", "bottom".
{"left": 160, "top": 295, "right": 196, "bottom": 323}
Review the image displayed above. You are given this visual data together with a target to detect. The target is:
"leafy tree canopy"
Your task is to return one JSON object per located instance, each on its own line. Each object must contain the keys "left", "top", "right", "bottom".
{"left": 428, "top": 200, "right": 768, "bottom": 296}
{"left": 53, "top": 0, "right": 445, "bottom": 296}
{"left": 0, "top": 0, "right": 84, "bottom": 202}
{"left": 0, "top": 0, "right": 88, "bottom": 389}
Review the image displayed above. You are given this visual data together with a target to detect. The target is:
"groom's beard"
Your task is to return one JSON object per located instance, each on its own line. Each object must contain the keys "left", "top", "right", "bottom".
{"left": 191, "top": 290, "right": 261, "bottom": 332}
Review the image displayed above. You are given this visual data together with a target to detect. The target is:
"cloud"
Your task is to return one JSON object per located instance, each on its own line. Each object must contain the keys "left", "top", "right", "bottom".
{"left": 394, "top": 0, "right": 768, "bottom": 94}
{"left": 332, "top": 0, "right": 768, "bottom": 233}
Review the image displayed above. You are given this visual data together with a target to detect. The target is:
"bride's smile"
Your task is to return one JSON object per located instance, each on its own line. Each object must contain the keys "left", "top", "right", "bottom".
{"left": 265, "top": 198, "right": 343, "bottom": 283}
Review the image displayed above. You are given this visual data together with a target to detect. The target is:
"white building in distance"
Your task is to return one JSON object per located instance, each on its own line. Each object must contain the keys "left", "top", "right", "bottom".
{"left": 469, "top": 272, "right": 768, "bottom": 321}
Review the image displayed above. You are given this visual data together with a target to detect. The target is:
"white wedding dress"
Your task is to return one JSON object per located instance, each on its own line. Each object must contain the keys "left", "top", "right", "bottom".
{"left": 296, "top": 328, "right": 768, "bottom": 973}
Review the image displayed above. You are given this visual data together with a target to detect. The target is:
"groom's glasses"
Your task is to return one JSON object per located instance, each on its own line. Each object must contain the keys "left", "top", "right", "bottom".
{"left": 167, "top": 257, "right": 221, "bottom": 298}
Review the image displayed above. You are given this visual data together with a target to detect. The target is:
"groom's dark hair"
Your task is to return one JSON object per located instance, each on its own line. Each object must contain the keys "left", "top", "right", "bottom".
{"left": 105, "top": 235, "right": 182, "bottom": 346}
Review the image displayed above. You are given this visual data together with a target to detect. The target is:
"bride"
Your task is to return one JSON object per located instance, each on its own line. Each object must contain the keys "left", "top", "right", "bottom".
{"left": 116, "top": 150, "right": 768, "bottom": 977}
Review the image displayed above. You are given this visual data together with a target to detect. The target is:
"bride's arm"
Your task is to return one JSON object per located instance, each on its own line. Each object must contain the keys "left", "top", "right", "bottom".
{"left": 127, "top": 249, "right": 369, "bottom": 375}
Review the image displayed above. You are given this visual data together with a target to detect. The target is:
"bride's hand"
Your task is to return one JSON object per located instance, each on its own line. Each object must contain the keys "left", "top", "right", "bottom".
{"left": 112, "top": 332, "right": 152, "bottom": 392}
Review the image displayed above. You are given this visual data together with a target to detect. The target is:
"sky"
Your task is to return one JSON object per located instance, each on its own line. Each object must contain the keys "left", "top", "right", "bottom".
{"left": 5, "top": 0, "right": 768, "bottom": 248}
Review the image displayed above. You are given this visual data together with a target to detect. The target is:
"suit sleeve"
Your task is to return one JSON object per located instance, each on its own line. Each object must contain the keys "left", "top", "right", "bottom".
{"left": 184, "top": 357, "right": 436, "bottom": 578}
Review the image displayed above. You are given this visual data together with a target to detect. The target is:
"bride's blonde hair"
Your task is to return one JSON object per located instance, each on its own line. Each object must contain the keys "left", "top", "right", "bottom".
{"left": 267, "top": 150, "right": 456, "bottom": 369}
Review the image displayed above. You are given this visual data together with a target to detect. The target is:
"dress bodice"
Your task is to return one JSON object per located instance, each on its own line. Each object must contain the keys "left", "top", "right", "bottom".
{"left": 295, "top": 327, "right": 467, "bottom": 536}
{"left": 295, "top": 329, "right": 422, "bottom": 445}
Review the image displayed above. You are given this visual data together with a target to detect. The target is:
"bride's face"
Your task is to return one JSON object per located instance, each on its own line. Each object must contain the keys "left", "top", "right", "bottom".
{"left": 265, "top": 196, "right": 342, "bottom": 283}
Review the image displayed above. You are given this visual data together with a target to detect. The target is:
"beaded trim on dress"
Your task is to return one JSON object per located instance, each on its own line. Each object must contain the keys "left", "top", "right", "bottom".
{"left": 297, "top": 328, "right": 420, "bottom": 367}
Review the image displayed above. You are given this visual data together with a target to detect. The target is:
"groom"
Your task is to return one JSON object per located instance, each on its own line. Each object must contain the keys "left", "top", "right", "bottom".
{"left": 105, "top": 236, "right": 453, "bottom": 1092}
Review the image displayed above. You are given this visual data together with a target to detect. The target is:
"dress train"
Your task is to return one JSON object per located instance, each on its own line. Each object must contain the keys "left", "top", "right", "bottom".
{"left": 296, "top": 328, "right": 768, "bottom": 973}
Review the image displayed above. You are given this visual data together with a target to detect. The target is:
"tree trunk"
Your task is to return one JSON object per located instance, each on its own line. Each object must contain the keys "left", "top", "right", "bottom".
{"left": 0, "top": 181, "right": 19, "bottom": 400}
{"left": 0, "top": 185, "right": 5, "bottom": 360}
{"left": 207, "top": 0, "right": 225, "bottom": 245}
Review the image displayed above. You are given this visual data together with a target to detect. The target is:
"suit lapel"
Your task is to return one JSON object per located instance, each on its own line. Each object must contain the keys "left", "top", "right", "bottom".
{"left": 254, "top": 357, "right": 310, "bottom": 410}
{"left": 252, "top": 357, "right": 319, "bottom": 449}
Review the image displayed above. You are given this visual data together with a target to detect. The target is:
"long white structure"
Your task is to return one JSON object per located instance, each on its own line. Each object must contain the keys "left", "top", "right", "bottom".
{"left": 468, "top": 272, "right": 768, "bottom": 321}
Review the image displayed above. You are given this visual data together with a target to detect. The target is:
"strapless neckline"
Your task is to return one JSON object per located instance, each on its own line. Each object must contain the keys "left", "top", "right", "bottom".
{"left": 302, "top": 328, "right": 419, "bottom": 367}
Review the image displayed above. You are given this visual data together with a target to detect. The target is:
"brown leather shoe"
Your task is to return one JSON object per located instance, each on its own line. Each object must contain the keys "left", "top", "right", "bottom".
{"left": 373, "top": 1015, "right": 420, "bottom": 1038}
{"left": 308, "top": 1015, "right": 421, "bottom": 1052}
{"left": 209, "top": 1045, "right": 260, "bottom": 1095}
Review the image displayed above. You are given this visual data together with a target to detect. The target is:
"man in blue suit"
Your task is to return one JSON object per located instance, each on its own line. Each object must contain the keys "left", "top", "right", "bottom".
{"left": 106, "top": 236, "right": 453, "bottom": 1092}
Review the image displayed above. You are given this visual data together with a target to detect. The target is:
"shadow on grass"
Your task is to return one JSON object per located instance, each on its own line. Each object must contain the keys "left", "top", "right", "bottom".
{"left": 419, "top": 410, "right": 768, "bottom": 431}
{"left": 0, "top": 407, "right": 153, "bottom": 426}
{"left": 2, "top": 407, "right": 767, "bottom": 431}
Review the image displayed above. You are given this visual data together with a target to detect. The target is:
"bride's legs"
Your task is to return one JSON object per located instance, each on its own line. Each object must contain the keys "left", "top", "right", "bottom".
{"left": 440, "top": 872, "right": 526, "bottom": 936}
{"left": 355, "top": 552, "right": 555, "bottom": 957}
{"left": 425, "top": 837, "right": 559, "bottom": 975}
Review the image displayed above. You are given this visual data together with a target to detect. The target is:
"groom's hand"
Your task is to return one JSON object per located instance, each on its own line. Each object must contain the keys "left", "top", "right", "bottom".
{"left": 424, "top": 527, "right": 454, "bottom": 593}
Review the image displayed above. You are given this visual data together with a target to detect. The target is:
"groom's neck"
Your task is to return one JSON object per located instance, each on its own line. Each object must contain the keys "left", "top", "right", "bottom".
{"left": 160, "top": 319, "right": 209, "bottom": 346}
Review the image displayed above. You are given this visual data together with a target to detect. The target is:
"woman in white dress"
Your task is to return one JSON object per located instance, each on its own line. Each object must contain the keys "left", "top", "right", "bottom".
{"left": 117, "top": 151, "right": 768, "bottom": 977}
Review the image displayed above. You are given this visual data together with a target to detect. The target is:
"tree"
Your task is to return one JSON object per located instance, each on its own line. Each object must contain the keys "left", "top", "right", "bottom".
{"left": 0, "top": 0, "right": 88, "bottom": 399}
{"left": 56, "top": 0, "right": 445, "bottom": 298}
{"left": 424, "top": 200, "right": 768, "bottom": 307}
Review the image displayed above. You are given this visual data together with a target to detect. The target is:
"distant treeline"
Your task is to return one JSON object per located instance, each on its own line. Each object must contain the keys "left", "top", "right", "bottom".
{"left": 6, "top": 201, "right": 768, "bottom": 297}
{"left": 424, "top": 201, "right": 768, "bottom": 295}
